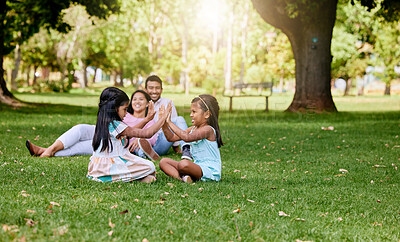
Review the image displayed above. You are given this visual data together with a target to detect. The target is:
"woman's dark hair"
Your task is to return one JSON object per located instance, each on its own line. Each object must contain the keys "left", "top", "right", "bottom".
{"left": 191, "top": 94, "right": 223, "bottom": 148}
{"left": 127, "top": 90, "right": 151, "bottom": 116}
{"left": 92, "top": 87, "right": 130, "bottom": 152}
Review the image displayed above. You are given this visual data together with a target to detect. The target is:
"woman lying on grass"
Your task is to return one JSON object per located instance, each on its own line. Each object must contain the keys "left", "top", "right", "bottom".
{"left": 159, "top": 94, "right": 223, "bottom": 183}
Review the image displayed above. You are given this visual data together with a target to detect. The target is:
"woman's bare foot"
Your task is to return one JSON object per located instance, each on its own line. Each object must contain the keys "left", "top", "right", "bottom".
{"left": 39, "top": 140, "right": 64, "bottom": 157}
{"left": 26, "top": 140, "right": 46, "bottom": 156}
{"left": 140, "top": 175, "right": 157, "bottom": 183}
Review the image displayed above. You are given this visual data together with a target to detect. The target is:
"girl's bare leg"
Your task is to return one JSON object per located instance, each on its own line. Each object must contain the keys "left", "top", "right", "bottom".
{"left": 159, "top": 158, "right": 181, "bottom": 180}
{"left": 40, "top": 140, "right": 64, "bottom": 157}
{"left": 177, "top": 159, "right": 203, "bottom": 181}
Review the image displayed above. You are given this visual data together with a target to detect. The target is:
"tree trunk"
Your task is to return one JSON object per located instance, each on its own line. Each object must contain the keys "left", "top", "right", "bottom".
{"left": 26, "top": 65, "right": 31, "bottom": 86}
{"left": 224, "top": 8, "right": 234, "bottom": 92}
{"left": 240, "top": 3, "right": 249, "bottom": 84}
{"left": 279, "top": 70, "right": 284, "bottom": 93}
{"left": 92, "top": 67, "right": 98, "bottom": 83}
{"left": 0, "top": 0, "right": 20, "bottom": 105}
{"left": 33, "top": 65, "right": 38, "bottom": 85}
{"left": 252, "top": 0, "right": 338, "bottom": 112}
{"left": 11, "top": 44, "right": 22, "bottom": 91}
{"left": 344, "top": 78, "right": 352, "bottom": 96}
{"left": 0, "top": 57, "right": 20, "bottom": 106}
{"left": 384, "top": 83, "right": 391, "bottom": 95}
{"left": 181, "top": 14, "right": 189, "bottom": 96}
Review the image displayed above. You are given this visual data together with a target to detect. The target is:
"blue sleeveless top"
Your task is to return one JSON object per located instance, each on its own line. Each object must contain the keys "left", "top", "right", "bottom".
{"left": 190, "top": 126, "right": 221, "bottom": 181}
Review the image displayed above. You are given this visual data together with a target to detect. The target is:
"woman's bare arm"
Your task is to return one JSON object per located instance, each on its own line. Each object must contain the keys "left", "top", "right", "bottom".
{"left": 121, "top": 102, "right": 171, "bottom": 138}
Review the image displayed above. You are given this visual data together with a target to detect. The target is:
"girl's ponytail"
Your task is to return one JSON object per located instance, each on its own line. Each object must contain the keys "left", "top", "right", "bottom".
{"left": 92, "top": 87, "right": 129, "bottom": 152}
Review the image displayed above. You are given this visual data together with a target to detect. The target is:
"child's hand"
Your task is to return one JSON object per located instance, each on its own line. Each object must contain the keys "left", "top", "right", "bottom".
{"left": 146, "top": 101, "right": 156, "bottom": 120}
{"left": 166, "top": 109, "right": 172, "bottom": 124}
{"left": 128, "top": 139, "right": 140, "bottom": 153}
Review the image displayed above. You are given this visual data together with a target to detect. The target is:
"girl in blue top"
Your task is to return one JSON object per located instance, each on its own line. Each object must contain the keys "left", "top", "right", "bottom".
{"left": 160, "top": 94, "right": 223, "bottom": 183}
{"left": 87, "top": 87, "right": 171, "bottom": 183}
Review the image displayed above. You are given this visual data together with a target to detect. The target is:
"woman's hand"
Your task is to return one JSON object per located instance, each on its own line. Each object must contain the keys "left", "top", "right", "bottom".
{"left": 128, "top": 139, "right": 140, "bottom": 153}
{"left": 158, "top": 104, "right": 165, "bottom": 120}
{"left": 146, "top": 101, "right": 156, "bottom": 120}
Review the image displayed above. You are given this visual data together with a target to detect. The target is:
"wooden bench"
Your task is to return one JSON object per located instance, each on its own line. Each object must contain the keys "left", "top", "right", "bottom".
{"left": 223, "top": 82, "right": 273, "bottom": 112}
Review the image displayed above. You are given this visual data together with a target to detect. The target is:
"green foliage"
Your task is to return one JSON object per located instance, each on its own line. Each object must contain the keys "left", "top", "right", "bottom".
{"left": 1, "top": 0, "right": 120, "bottom": 56}
{"left": 372, "top": 21, "right": 400, "bottom": 84}
{"left": 1, "top": 92, "right": 400, "bottom": 240}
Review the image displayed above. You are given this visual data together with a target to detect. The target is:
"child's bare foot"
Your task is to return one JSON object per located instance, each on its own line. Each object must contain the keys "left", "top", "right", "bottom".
{"left": 138, "top": 138, "right": 160, "bottom": 161}
{"left": 140, "top": 175, "right": 157, "bottom": 183}
{"left": 25, "top": 140, "right": 46, "bottom": 156}
{"left": 182, "top": 175, "right": 193, "bottom": 183}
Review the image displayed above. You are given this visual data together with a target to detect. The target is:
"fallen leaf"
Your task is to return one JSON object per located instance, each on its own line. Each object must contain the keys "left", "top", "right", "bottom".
{"left": 2, "top": 224, "right": 19, "bottom": 232}
{"left": 181, "top": 194, "right": 188, "bottom": 198}
{"left": 26, "top": 210, "right": 36, "bottom": 213}
{"left": 377, "top": 200, "right": 381, "bottom": 203}
{"left": 50, "top": 201, "right": 60, "bottom": 207}
{"left": 233, "top": 169, "right": 241, "bottom": 172}
{"left": 119, "top": 209, "right": 129, "bottom": 215}
{"left": 295, "top": 218, "right": 305, "bottom": 222}
{"left": 108, "top": 230, "right": 113, "bottom": 236}
{"left": 279, "top": 211, "right": 290, "bottom": 217}
{"left": 167, "top": 183, "right": 175, "bottom": 188}
{"left": 233, "top": 209, "right": 241, "bottom": 213}
{"left": 193, "top": 210, "right": 197, "bottom": 214}
{"left": 108, "top": 218, "right": 115, "bottom": 228}
{"left": 24, "top": 218, "right": 38, "bottom": 227}
{"left": 339, "top": 169, "right": 348, "bottom": 173}
{"left": 334, "top": 174, "right": 346, "bottom": 177}
{"left": 136, "top": 215, "right": 141, "bottom": 219}
{"left": 47, "top": 210, "right": 53, "bottom": 214}
{"left": 21, "top": 193, "right": 31, "bottom": 197}
{"left": 142, "top": 239, "right": 149, "bottom": 242}
{"left": 111, "top": 204, "right": 118, "bottom": 209}
{"left": 337, "top": 217, "right": 343, "bottom": 221}
{"left": 34, "top": 135, "right": 40, "bottom": 141}
{"left": 247, "top": 199, "right": 255, "bottom": 203}
{"left": 164, "top": 192, "right": 170, "bottom": 195}
{"left": 373, "top": 165, "right": 386, "bottom": 168}
{"left": 270, "top": 203, "right": 275, "bottom": 207}
{"left": 134, "top": 199, "right": 139, "bottom": 202}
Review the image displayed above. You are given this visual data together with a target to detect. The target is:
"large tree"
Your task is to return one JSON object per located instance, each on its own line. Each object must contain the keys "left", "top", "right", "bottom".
{"left": 251, "top": 0, "right": 400, "bottom": 112}
{"left": 0, "top": 0, "right": 119, "bottom": 105}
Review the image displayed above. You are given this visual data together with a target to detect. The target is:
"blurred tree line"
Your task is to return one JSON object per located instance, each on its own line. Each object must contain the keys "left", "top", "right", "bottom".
{"left": 2, "top": 0, "right": 399, "bottom": 100}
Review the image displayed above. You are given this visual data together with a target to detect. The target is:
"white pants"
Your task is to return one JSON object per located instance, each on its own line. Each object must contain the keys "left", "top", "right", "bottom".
{"left": 55, "top": 124, "right": 95, "bottom": 157}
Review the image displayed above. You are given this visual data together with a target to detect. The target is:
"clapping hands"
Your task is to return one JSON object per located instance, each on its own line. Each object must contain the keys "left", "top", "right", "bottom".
{"left": 158, "top": 102, "right": 172, "bottom": 123}
{"left": 146, "top": 101, "right": 156, "bottom": 120}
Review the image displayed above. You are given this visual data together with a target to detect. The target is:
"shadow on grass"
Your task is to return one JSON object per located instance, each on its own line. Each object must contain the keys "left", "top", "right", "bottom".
{"left": 0, "top": 102, "right": 98, "bottom": 115}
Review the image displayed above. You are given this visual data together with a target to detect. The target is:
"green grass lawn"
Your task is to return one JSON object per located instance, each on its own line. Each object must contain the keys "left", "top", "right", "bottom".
{"left": 1, "top": 87, "right": 400, "bottom": 241}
